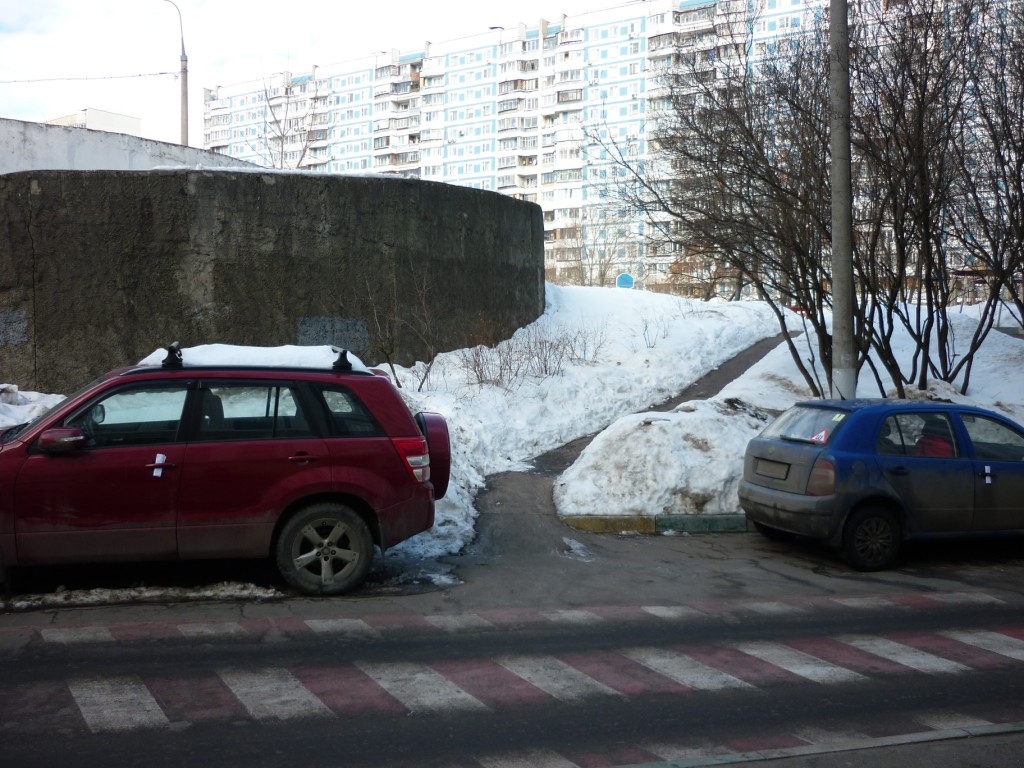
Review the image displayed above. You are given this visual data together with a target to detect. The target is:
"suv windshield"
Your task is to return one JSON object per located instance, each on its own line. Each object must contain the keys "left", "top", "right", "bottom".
{"left": 762, "top": 405, "right": 848, "bottom": 445}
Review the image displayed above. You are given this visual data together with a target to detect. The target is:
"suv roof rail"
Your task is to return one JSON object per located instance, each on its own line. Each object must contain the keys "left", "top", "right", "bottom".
{"left": 332, "top": 347, "right": 353, "bottom": 372}
{"left": 139, "top": 342, "right": 369, "bottom": 376}
{"left": 163, "top": 342, "right": 184, "bottom": 369}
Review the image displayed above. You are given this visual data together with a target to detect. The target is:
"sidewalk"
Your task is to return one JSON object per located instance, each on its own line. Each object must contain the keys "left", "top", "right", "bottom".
{"left": 721, "top": 728, "right": 1024, "bottom": 768}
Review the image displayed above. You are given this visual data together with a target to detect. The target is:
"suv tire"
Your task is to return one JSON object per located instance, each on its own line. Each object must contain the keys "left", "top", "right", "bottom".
{"left": 275, "top": 503, "right": 373, "bottom": 595}
{"left": 842, "top": 506, "right": 900, "bottom": 571}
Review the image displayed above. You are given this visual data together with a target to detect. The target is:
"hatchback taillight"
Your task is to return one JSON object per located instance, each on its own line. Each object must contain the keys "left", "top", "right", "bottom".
{"left": 392, "top": 436, "right": 431, "bottom": 483}
{"left": 805, "top": 458, "right": 835, "bottom": 496}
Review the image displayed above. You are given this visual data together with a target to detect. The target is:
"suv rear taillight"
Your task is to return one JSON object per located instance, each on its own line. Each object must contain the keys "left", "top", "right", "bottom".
{"left": 805, "top": 458, "right": 835, "bottom": 496}
{"left": 392, "top": 436, "right": 431, "bottom": 483}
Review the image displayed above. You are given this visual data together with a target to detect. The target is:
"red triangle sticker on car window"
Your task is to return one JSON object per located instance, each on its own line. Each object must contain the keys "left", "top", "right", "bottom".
{"left": 811, "top": 429, "right": 828, "bottom": 443}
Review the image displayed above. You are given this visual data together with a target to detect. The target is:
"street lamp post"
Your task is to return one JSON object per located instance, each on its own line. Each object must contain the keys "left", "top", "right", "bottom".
{"left": 164, "top": 0, "right": 188, "bottom": 146}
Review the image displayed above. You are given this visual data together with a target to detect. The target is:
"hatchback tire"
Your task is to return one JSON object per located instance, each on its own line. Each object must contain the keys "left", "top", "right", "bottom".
{"left": 275, "top": 503, "right": 374, "bottom": 595}
{"left": 842, "top": 506, "right": 900, "bottom": 571}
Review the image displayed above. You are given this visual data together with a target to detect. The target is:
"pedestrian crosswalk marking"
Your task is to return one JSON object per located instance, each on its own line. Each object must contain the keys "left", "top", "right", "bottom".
{"left": 426, "top": 614, "right": 495, "bottom": 632}
{"left": 835, "top": 636, "right": 971, "bottom": 674}
{"left": 15, "top": 602, "right": 1024, "bottom": 737}
{"left": 941, "top": 629, "right": 1024, "bottom": 661}
{"left": 478, "top": 748, "right": 580, "bottom": 768}
{"left": 642, "top": 605, "right": 705, "bottom": 620}
{"left": 912, "top": 710, "right": 993, "bottom": 730}
{"left": 355, "top": 661, "right": 488, "bottom": 712}
{"left": 68, "top": 676, "right": 170, "bottom": 732}
{"left": 177, "top": 622, "right": 246, "bottom": 638}
{"left": 642, "top": 741, "right": 732, "bottom": 761}
{"left": 541, "top": 609, "right": 604, "bottom": 625}
{"left": 732, "top": 641, "right": 865, "bottom": 683}
{"left": 497, "top": 655, "right": 621, "bottom": 702}
{"left": 744, "top": 601, "right": 806, "bottom": 615}
{"left": 790, "top": 726, "right": 870, "bottom": 746}
{"left": 830, "top": 596, "right": 903, "bottom": 610}
{"left": 930, "top": 592, "right": 1004, "bottom": 606}
{"left": 218, "top": 668, "right": 332, "bottom": 720}
{"left": 305, "top": 618, "right": 381, "bottom": 638}
{"left": 623, "top": 647, "right": 753, "bottom": 690}
{"left": 41, "top": 627, "right": 115, "bottom": 644}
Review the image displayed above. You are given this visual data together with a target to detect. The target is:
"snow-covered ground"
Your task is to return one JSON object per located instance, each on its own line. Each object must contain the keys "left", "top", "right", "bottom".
{"left": 2, "top": 284, "right": 1021, "bottom": 609}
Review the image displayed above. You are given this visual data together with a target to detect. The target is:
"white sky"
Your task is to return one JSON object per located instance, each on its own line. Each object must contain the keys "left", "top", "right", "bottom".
{"left": 0, "top": 0, "right": 610, "bottom": 145}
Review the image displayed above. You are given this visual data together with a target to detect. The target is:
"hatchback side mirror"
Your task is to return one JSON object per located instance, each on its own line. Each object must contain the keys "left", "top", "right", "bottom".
{"left": 37, "top": 428, "right": 88, "bottom": 453}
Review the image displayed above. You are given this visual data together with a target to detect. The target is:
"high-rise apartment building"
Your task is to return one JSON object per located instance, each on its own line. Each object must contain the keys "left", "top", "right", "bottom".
{"left": 203, "top": 0, "right": 813, "bottom": 290}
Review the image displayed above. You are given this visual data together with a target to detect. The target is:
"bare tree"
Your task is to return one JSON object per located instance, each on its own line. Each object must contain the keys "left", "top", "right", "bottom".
{"left": 590, "top": 10, "right": 843, "bottom": 395}
{"left": 237, "top": 71, "right": 326, "bottom": 170}
{"left": 947, "top": 0, "right": 1024, "bottom": 342}
{"left": 849, "top": 0, "right": 1013, "bottom": 396}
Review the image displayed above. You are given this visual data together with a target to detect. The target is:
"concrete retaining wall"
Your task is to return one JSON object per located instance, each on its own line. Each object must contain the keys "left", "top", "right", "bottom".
{"left": 0, "top": 169, "right": 545, "bottom": 393}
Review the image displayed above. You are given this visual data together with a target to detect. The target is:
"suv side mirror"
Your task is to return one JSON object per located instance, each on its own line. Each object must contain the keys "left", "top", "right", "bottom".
{"left": 37, "top": 428, "right": 88, "bottom": 453}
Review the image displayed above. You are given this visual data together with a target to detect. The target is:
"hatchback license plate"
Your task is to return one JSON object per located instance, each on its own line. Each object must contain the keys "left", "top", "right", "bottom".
{"left": 755, "top": 458, "right": 789, "bottom": 480}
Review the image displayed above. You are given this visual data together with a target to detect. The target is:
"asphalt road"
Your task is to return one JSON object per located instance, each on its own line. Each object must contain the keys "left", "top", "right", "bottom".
{"left": 2, "top": 333, "right": 1023, "bottom": 767}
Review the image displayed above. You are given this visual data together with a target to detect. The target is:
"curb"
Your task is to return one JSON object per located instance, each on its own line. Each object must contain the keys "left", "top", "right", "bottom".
{"left": 560, "top": 514, "right": 750, "bottom": 535}
{"left": 612, "top": 721, "right": 1024, "bottom": 767}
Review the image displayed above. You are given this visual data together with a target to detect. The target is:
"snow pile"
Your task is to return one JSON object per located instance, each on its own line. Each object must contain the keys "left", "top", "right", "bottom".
{"left": 137, "top": 343, "right": 371, "bottom": 372}
{"left": 553, "top": 399, "right": 776, "bottom": 518}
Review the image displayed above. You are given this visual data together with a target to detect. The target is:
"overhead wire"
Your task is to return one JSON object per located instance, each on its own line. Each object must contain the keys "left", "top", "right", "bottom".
{"left": 0, "top": 72, "right": 179, "bottom": 84}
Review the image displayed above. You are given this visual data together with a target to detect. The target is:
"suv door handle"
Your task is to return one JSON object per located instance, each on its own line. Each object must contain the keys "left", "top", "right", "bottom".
{"left": 288, "top": 453, "right": 320, "bottom": 464}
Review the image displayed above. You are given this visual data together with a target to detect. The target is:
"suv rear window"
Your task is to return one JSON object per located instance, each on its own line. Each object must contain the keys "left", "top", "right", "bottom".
{"left": 762, "top": 405, "right": 848, "bottom": 445}
{"left": 316, "top": 386, "right": 384, "bottom": 437}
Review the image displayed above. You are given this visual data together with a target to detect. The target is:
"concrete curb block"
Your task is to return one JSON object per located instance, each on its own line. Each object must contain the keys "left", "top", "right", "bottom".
{"left": 612, "top": 721, "right": 1024, "bottom": 767}
{"left": 560, "top": 514, "right": 750, "bottom": 534}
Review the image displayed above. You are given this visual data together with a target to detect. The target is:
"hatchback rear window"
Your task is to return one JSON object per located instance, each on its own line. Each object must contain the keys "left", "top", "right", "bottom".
{"left": 762, "top": 406, "right": 848, "bottom": 445}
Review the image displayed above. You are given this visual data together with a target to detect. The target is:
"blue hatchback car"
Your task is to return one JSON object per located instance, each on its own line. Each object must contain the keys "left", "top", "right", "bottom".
{"left": 739, "top": 400, "right": 1024, "bottom": 570}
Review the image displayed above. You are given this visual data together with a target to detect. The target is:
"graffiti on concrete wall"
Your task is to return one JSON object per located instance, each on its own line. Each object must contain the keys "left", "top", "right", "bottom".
{"left": 0, "top": 311, "right": 28, "bottom": 346}
{"left": 298, "top": 317, "right": 370, "bottom": 356}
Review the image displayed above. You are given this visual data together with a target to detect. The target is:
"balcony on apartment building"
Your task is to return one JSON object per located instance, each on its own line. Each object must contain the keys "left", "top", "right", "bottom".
{"left": 499, "top": 39, "right": 542, "bottom": 60}
{"left": 420, "top": 73, "right": 445, "bottom": 91}
{"left": 648, "top": 32, "right": 680, "bottom": 53}
{"left": 204, "top": 128, "right": 232, "bottom": 149}
{"left": 558, "top": 28, "right": 584, "bottom": 46}
{"left": 498, "top": 97, "right": 526, "bottom": 113}
{"left": 498, "top": 78, "right": 539, "bottom": 95}
{"left": 715, "top": 0, "right": 750, "bottom": 32}
{"left": 675, "top": 6, "right": 716, "bottom": 31}
{"left": 306, "top": 128, "right": 330, "bottom": 148}
{"left": 373, "top": 150, "right": 421, "bottom": 171}
{"left": 421, "top": 54, "right": 444, "bottom": 75}
{"left": 543, "top": 207, "right": 582, "bottom": 227}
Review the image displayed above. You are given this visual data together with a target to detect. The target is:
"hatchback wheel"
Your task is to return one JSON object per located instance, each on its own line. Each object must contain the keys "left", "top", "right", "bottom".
{"left": 842, "top": 506, "right": 900, "bottom": 571}
{"left": 275, "top": 504, "right": 373, "bottom": 595}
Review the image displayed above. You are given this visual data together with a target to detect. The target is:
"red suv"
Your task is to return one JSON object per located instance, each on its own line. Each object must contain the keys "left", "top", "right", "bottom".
{"left": 0, "top": 346, "right": 450, "bottom": 595}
